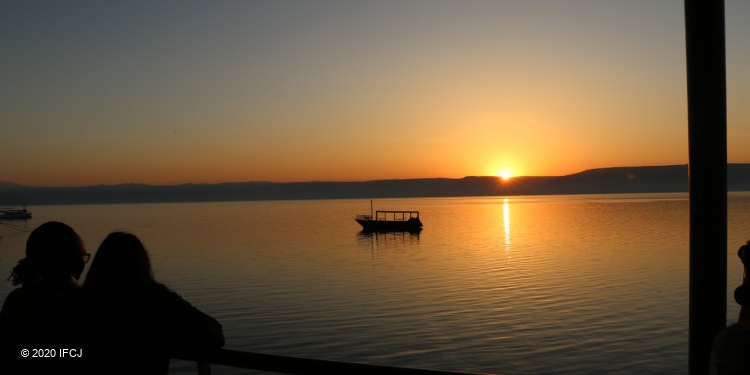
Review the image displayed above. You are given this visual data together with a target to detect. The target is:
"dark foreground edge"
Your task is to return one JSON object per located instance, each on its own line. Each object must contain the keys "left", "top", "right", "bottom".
{"left": 174, "top": 349, "right": 499, "bottom": 375}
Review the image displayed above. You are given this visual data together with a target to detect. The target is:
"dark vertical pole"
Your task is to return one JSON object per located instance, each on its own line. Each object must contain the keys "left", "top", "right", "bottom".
{"left": 684, "top": 1, "right": 727, "bottom": 374}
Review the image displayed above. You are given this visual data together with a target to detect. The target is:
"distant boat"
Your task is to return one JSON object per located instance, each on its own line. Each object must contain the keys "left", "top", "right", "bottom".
{"left": 355, "top": 201, "right": 422, "bottom": 232}
{"left": 0, "top": 206, "right": 32, "bottom": 220}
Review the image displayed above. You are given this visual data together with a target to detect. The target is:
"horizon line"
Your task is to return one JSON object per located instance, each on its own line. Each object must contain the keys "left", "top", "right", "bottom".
{"left": 0, "top": 163, "right": 706, "bottom": 189}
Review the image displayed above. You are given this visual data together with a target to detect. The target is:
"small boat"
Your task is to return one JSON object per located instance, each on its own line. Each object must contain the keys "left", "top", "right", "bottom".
{"left": 355, "top": 201, "right": 422, "bottom": 232}
{"left": 0, "top": 206, "right": 32, "bottom": 220}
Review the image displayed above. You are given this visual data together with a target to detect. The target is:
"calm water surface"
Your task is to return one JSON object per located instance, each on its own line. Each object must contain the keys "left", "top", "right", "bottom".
{"left": 2, "top": 193, "right": 750, "bottom": 374}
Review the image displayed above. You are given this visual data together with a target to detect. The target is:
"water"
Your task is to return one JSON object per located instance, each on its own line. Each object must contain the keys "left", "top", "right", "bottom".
{"left": 1, "top": 193, "right": 749, "bottom": 374}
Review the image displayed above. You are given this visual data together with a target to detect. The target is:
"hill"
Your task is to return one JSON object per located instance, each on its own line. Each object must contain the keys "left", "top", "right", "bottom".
{"left": 1, "top": 164, "right": 749, "bottom": 205}
{"left": 0, "top": 181, "right": 27, "bottom": 188}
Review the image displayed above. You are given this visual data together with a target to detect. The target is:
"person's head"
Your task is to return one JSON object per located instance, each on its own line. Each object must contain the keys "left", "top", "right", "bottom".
{"left": 83, "top": 232, "right": 155, "bottom": 293}
{"left": 9, "top": 221, "right": 87, "bottom": 287}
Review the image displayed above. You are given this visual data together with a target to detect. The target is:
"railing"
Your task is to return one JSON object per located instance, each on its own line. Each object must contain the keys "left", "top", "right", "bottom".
{"left": 375, "top": 211, "right": 420, "bottom": 221}
{"left": 174, "top": 349, "right": 498, "bottom": 375}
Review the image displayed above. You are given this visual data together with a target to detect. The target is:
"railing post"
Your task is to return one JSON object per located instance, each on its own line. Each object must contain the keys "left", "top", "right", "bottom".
{"left": 684, "top": 0, "right": 728, "bottom": 374}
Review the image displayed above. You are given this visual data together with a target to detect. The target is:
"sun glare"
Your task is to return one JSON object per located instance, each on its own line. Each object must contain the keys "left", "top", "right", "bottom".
{"left": 498, "top": 170, "right": 513, "bottom": 180}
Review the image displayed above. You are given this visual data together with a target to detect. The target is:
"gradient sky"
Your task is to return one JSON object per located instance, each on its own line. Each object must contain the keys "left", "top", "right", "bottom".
{"left": 2, "top": 1, "right": 749, "bottom": 187}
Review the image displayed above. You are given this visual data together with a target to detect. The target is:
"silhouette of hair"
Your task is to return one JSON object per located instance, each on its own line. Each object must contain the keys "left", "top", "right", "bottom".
{"left": 8, "top": 221, "right": 85, "bottom": 287}
{"left": 80, "top": 232, "right": 224, "bottom": 373}
{"left": 735, "top": 241, "right": 750, "bottom": 307}
{"left": 84, "top": 232, "right": 155, "bottom": 293}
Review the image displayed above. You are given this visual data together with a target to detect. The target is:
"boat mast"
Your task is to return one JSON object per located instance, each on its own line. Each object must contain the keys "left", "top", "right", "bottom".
{"left": 370, "top": 200, "right": 373, "bottom": 219}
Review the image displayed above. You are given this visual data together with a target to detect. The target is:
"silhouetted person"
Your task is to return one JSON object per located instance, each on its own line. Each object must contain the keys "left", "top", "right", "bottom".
{"left": 711, "top": 242, "right": 750, "bottom": 374}
{"left": 0, "top": 221, "right": 88, "bottom": 374}
{"left": 81, "top": 232, "right": 224, "bottom": 375}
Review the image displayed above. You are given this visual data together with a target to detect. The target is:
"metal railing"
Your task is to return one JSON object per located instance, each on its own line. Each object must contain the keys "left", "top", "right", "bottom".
{"left": 174, "top": 349, "right": 498, "bottom": 375}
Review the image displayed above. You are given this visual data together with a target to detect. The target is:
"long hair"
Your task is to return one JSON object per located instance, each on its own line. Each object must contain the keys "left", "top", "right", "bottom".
{"left": 9, "top": 221, "right": 85, "bottom": 287}
{"left": 84, "top": 232, "right": 156, "bottom": 294}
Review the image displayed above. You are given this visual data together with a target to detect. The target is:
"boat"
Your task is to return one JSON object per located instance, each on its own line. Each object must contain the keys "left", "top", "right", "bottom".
{"left": 0, "top": 206, "right": 32, "bottom": 220}
{"left": 355, "top": 201, "right": 422, "bottom": 232}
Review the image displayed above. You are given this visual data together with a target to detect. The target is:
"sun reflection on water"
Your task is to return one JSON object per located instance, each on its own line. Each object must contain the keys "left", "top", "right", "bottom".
{"left": 503, "top": 198, "right": 511, "bottom": 259}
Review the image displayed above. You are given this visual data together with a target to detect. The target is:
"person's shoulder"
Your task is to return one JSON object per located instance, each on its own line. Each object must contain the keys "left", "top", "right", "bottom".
{"left": 150, "top": 283, "right": 172, "bottom": 293}
{"left": 1, "top": 287, "right": 44, "bottom": 310}
{"left": 2, "top": 287, "right": 26, "bottom": 302}
{"left": 712, "top": 323, "right": 750, "bottom": 375}
{"left": 718, "top": 323, "right": 750, "bottom": 344}
{"left": 146, "top": 283, "right": 179, "bottom": 298}
{"left": 724, "top": 322, "right": 750, "bottom": 334}
{"left": 0, "top": 288, "right": 25, "bottom": 317}
{"left": 143, "top": 283, "right": 192, "bottom": 306}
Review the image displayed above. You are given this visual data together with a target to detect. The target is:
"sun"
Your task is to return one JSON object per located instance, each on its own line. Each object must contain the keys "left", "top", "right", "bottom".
{"left": 498, "top": 170, "right": 514, "bottom": 180}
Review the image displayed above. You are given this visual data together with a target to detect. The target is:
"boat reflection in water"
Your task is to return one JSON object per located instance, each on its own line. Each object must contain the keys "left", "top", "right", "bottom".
{"left": 357, "top": 230, "right": 421, "bottom": 248}
{"left": 356, "top": 230, "right": 422, "bottom": 263}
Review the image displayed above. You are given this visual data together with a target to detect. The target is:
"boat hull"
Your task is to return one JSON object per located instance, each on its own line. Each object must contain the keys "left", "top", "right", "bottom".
{"left": 356, "top": 218, "right": 423, "bottom": 232}
{"left": 0, "top": 209, "right": 32, "bottom": 220}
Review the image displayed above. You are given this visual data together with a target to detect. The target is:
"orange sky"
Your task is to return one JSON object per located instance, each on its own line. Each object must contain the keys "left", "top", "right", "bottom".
{"left": 2, "top": 2, "right": 750, "bottom": 187}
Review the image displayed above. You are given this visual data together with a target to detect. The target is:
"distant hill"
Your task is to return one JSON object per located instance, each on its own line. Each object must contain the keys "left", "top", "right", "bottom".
{"left": 2, "top": 164, "right": 750, "bottom": 205}
{"left": 0, "top": 181, "right": 26, "bottom": 188}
